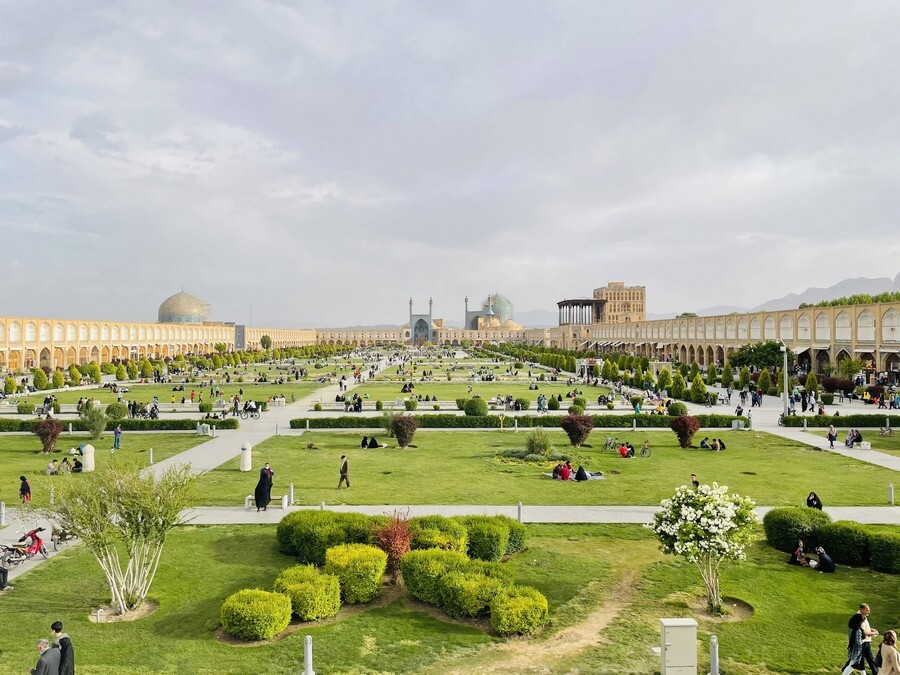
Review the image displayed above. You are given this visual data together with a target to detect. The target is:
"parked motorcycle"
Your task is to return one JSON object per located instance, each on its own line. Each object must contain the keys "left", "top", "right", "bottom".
{"left": 0, "top": 528, "right": 49, "bottom": 567}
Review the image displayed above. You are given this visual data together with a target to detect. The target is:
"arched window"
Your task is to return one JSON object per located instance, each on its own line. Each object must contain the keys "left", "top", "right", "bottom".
{"left": 779, "top": 315, "right": 793, "bottom": 341}
{"left": 835, "top": 312, "right": 851, "bottom": 342}
{"left": 764, "top": 317, "right": 775, "bottom": 340}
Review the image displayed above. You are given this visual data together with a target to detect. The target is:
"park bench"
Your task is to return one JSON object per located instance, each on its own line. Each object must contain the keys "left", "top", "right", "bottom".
{"left": 245, "top": 494, "right": 289, "bottom": 509}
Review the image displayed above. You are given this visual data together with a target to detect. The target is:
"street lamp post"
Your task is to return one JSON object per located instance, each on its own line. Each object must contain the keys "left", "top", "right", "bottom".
{"left": 778, "top": 340, "right": 789, "bottom": 417}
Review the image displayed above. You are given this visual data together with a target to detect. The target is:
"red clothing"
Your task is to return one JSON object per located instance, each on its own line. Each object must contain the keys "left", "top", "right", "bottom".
{"left": 619, "top": 445, "right": 629, "bottom": 458}
{"left": 559, "top": 465, "right": 571, "bottom": 481}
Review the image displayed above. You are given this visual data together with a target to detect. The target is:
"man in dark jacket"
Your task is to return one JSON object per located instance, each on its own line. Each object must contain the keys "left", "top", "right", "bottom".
{"left": 30, "top": 639, "right": 60, "bottom": 675}
{"left": 814, "top": 547, "right": 836, "bottom": 573}
{"left": 51, "top": 621, "right": 74, "bottom": 675}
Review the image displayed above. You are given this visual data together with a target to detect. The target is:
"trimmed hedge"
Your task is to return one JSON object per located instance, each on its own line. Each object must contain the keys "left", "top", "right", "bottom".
{"left": 323, "top": 544, "right": 387, "bottom": 604}
{"left": 439, "top": 572, "right": 506, "bottom": 618}
{"left": 276, "top": 511, "right": 375, "bottom": 565}
{"left": 815, "top": 522, "right": 870, "bottom": 566}
{"left": 401, "top": 549, "right": 469, "bottom": 605}
{"left": 492, "top": 515, "right": 527, "bottom": 555}
{"left": 0, "top": 417, "right": 238, "bottom": 433}
{"left": 288, "top": 414, "right": 746, "bottom": 430}
{"left": 409, "top": 515, "right": 467, "bottom": 552}
{"left": 762, "top": 507, "right": 833, "bottom": 552}
{"left": 273, "top": 565, "right": 341, "bottom": 621}
{"left": 869, "top": 532, "right": 900, "bottom": 574}
{"left": 105, "top": 403, "right": 127, "bottom": 420}
{"left": 220, "top": 589, "right": 291, "bottom": 641}
{"left": 17, "top": 402, "right": 35, "bottom": 414}
{"left": 783, "top": 414, "right": 900, "bottom": 428}
{"left": 459, "top": 517, "right": 509, "bottom": 562}
{"left": 489, "top": 585, "right": 550, "bottom": 635}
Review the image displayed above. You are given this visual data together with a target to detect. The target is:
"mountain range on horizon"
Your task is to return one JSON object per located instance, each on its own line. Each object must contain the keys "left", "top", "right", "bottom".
{"left": 306, "top": 274, "right": 900, "bottom": 330}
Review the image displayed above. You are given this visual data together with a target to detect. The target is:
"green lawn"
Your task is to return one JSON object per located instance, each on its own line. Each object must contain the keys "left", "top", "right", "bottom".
{"left": 0, "top": 433, "right": 209, "bottom": 507}
{"left": 195, "top": 430, "right": 899, "bottom": 507}
{"left": 804, "top": 428, "right": 900, "bottom": 458}
{"left": 351, "top": 380, "right": 608, "bottom": 405}
{"left": 23, "top": 381, "right": 323, "bottom": 406}
{"left": 2, "top": 523, "right": 896, "bottom": 674}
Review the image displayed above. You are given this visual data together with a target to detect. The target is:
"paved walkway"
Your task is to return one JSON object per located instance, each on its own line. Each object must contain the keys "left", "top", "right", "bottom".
{"left": 183, "top": 504, "right": 899, "bottom": 525}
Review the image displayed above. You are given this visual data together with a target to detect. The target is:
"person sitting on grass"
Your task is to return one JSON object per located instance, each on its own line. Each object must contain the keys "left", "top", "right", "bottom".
{"left": 806, "top": 491, "right": 823, "bottom": 510}
{"left": 809, "top": 546, "right": 836, "bottom": 573}
{"left": 559, "top": 461, "right": 572, "bottom": 481}
{"left": 699, "top": 437, "right": 711, "bottom": 449}
{"left": 368, "top": 436, "right": 383, "bottom": 449}
{"left": 710, "top": 439, "right": 720, "bottom": 451}
{"left": 716, "top": 438, "right": 727, "bottom": 450}
{"left": 618, "top": 443, "right": 634, "bottom": 459}
{"left": 360, "top": 436, "right": 369, "bottom": 449}
{"left": 574, "top": 465, "right": 604, "bottom": 481}
{"left": 551, "top": 463, "right": 562, "bottom": 479}
{"left": 790, "top": 539, "right": 807, "bottom": 566}
{"left": 72, "top": 458, "right": 83, "bottom": 473}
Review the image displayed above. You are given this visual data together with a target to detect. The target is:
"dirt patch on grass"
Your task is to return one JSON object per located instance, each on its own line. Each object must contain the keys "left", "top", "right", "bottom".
{"left": 89, "top": 599, "right": 159, "bottom": 623}
{"left": 689, "top": 596, "right": 754, "bottom": 623}
{"left": 443, "top": 569, "right": 641, "bottom": 674}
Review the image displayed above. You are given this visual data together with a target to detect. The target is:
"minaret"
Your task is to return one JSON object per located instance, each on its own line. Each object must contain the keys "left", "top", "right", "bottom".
{"left": 428, "top": 297, "right": 433, "bottom": 338}
{"left": 409, "top": 297, "right": 413, "bottom": 331}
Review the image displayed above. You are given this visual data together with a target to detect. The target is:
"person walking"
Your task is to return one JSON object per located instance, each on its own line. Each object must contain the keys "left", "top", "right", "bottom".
{"left": 50, "top": 621, "right": 75, "bottom": 675}
{"left": 112, "top": 424, "right": 122, "bottom": 451}
{"left": 0, "top": 556, "right": 12, "bottom": 591}
{"left": 879, "top": 631, "right": 900, "bottom": 675}
{"left": 337, "top": 455, "right": 350, "bottom": 489}
{"left": 30, "top": 638, "right": 60, "bottom": 675}
{"left": 828, "top": 424, "right": 837, "bottom": 449}
{"left": 842, "top": 603, "right": 879, "bottom": 675}
{"left": 19, "top": 475, "right": 32, "bottom": 507}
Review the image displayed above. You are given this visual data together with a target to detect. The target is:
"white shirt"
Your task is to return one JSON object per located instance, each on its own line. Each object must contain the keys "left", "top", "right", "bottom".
{"left": 861, "top": 616, "right": 873, "bottom": 643}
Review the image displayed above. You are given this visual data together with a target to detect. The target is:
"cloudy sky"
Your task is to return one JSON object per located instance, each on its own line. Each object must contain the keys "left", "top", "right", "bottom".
{"left": 2, "top": 1, "right": 898, "bottom": 328}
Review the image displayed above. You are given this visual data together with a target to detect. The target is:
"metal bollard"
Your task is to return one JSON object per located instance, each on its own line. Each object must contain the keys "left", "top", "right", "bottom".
{"left": 890, "top": 484, "right": 895, "bottom": 506}
{"left": 303, "top": 634, "right": 315, "bottom": 675}
{"left": 306, "top": 419, "right": 310, "bottom": 431}
{"left": 149, "top": 448, "right": 154, "bottom": 464}
{"left": 709, "top": 635, "right": 719, "bottom": 675}
{"left": 632, "top": 419, "right": 636, "bottom": 431}
{"left": 514, "top": 418, "right": 518, "bottom": 432}
{"left": 275, "top": 424, "right": 279, "bottom": 436}
{"left": 289, "top": 483, "right": 295, "bottom": 505}
{"left": 68, "top": 422, "right": 73, "bottom": 435}
{"left": 0, "top": 501, "right": 5, "bottom": 526}
{"left": 517, "top": 501, "right": 523, "bottom": 524}
{"left": 320, "top": 501, "right": 325, "bottom": 511}
{"left": 212, "top": 426, "right": 216, "bottom": 438}
{"left": 803, "top": 418, "right": 807, "bottom": 430}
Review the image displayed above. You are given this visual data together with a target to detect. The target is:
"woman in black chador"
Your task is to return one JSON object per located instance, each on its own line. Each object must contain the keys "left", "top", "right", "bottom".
{"left": 255, "top": 463, "right": 274, "bottom": 511}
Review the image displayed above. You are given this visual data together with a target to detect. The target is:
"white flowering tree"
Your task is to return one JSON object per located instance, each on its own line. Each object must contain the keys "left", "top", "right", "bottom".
{"left": 647, "top": 483, "right": 756, "bottom": 614}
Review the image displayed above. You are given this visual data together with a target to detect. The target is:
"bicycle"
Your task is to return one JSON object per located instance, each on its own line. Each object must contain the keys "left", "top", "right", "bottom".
{"left": 879, "top": 427, "right": 894, "bottom": 437}
{"left": 239, "top": 409, "right": 261, "bottom": 420}
{"left": 602, "top": 437, "right": 619, "bottom": 453}
{"left": 639, "top": 441, "right": 651, "bottom": 458}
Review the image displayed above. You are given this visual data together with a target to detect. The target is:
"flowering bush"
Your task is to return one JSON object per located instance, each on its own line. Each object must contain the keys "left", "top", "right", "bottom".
{"left": 647, "top": 483, "right": 756, "bottom": 614}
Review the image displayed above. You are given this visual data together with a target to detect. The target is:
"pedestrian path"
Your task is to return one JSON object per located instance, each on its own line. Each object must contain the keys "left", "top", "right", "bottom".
{"left": 182, "top": 504, "right": 898, "bottom": 525}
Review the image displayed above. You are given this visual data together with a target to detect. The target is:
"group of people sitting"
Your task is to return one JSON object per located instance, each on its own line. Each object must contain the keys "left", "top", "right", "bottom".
{"left": 790, "top": 539, "right": 836, "bottom": 573}
{"left": 45, "top": 457, "right": 83, "bottom": 474}
{"left": 359, "top": 436, "right": 386, "bottom": 449}
{"left": 845, "top": 429, "right": 864, "bottom": 448}
{"left": 699, "top": 437, "right": 727, "bottom": 451}
{"left": 546, "top": 460, "right": 604, "bottom": 481}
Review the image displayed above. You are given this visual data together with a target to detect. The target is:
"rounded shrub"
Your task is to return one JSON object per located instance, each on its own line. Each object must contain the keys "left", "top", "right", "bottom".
{"left": 762, "top": 507, "right": 833, "bottom": 552}
{"left": 323, "top": 544, "right": 387, "bottom": 604}
{"left": 491, "top": 515, "right": 527, "bottom": 555}
{"left": 455, "top": 398, "right": 467, "bottom": 411}
{"left": 464, "top": 398, "right": 489, "bottom": 416}
{"left": 868, "top": 532, "right": 900, "bottom": 574}
{"left": 105, "top": 403, "right": 127, "bottom": 420}
{"left": 568, "top": 405, "right": 584, "bottom": 415}
{"left": 273, "top": 565, "right": 341, "bottom": 621}
{"left": 276, "top": 510, "right": 375, "bottom": 565}
{"left": 606, "top": 401, "right": 615, "bottom": 410}
{"left": 313, "top": 402, "right": 323, "bottom": 412}
{"left": 548, "top": 397, "right": 560, "bottom": 411}
{"left": 466, "top": 559, "right": 515, "bottom": 585}
{"left": 439, "top": 572, "right": 506, "bottom": 618}
{"left": 404, "top": 399, "right": 418, "bottom": 411}
{"left": 460, "top": 516, "right": 509, "bottom": 562}
{"left": 220, "top": 589, "right": 291, "bottom": 641}
{"left": 198, "top": 401, "right": 213, "bottom": 413}
{"left": 375, "top": 400, "right": 383, "bottom": 411}
{"left": 514, "top": 397, "right": 530, "bottom": 411}
{"left": 409, "top": 515, "right": 467, "bottom": 552}
{"left": 523, "top": 453, "right": 545, "bottom": 463}
{"left": 401, "top": 549, "right": 469, "bottom": 605}
{"left": 17, "top": 402, "right": 35, "bottom": 415}
{"left": 815, "top": 521, "right": 870, "bottom": 566}
{"left": 667, "top": 402, "right": 688, "bottom": 416}
{"left": 490, "top": 585, "right": 550, "bottom": 636}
